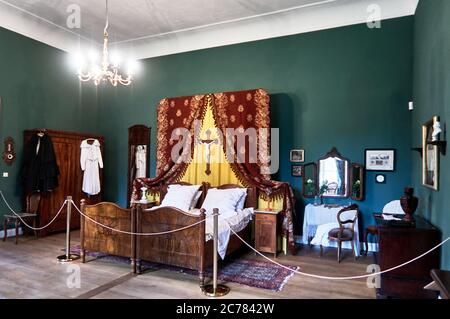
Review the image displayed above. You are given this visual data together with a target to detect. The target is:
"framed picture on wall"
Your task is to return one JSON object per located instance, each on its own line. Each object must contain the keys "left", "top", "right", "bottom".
{"left": 291, "top": 165, "right": 302, "bottom": 177}
{"left": 365, "top": 149, "right": 395, "bottom": 171}
{"left": 290, "top": 149, "right": 304, "bottom": 162}
{"left": 422, "top": 117, "right": 439, "bottom": 190}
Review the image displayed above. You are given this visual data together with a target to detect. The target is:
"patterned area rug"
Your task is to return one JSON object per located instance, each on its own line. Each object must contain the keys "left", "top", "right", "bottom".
{"left": 70, "top": 246, "right": 298, "bottom": 292}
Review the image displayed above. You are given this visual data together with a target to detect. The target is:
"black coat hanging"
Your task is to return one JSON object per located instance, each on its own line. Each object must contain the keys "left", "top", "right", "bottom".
{"left": 21, "top": 133, "right": 60, "bottom": 193}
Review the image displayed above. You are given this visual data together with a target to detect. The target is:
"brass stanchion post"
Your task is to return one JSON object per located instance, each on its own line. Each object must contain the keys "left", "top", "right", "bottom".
{"left": 57, "top": 196, "right": 80, "bottom": 262}
{"left": 202, "top": 208, "right": 230, "bottom": 297}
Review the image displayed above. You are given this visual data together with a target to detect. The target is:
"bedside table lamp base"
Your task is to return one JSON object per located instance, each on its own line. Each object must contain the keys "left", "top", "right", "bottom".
{"left": 202, "top": 208, "right": 230, "bottom": 297}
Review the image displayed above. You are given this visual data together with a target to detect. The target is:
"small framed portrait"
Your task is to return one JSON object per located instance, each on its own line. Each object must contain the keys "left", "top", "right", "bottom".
{"left": 291, "top": 165, "right": 302, "bottom": 177}
{"left": 365, "top": 149, "right": 395, "bottom": 171}
{"left": 422, "top": 116, "right": 439, "bottom": 190}
{"left": 290, "top": 149, "right": 304, "bottom": 162}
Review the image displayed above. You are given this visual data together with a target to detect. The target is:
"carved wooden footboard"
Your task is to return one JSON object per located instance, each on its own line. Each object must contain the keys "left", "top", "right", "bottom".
{"left": 136, "top": 206, "right": 207, "bottom": 286}
{"left": 80, "top": 200, "right": 136, "bottom": 273}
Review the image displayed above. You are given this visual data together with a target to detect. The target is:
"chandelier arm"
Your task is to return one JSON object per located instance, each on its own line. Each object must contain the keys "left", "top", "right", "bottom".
{"left": 104, "top": 0, "right": 109, "bottom": 35}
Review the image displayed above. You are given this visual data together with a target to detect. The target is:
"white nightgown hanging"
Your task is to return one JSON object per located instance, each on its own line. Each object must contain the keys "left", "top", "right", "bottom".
{"left": 80, "top": 139, "right": 103, "bottom": 195}
{"left": 135, "top": 145, "right": 147, "bottom": 178}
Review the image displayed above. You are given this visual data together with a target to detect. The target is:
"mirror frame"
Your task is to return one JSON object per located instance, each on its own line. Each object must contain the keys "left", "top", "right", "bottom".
{"left": 350, "top": 163, "right": 365, "bottom": 201}
{"left": 317, "top": 147, "right": 350, "bottom": 198}
{"left": 302, "top": 162, "right": 318, "bottom": 198}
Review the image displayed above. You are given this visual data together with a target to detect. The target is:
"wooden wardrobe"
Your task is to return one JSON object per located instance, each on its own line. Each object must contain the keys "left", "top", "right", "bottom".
{"left": 23, "top": 129, "right": 104, "bottom": 236}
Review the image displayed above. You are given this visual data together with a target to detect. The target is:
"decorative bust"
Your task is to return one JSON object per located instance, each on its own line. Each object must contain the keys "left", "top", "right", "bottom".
{"left": 432, "top": 121, "right": 442, "bottom": 142}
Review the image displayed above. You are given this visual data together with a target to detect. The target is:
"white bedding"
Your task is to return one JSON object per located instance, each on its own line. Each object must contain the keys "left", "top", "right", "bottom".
{"left": 145, "top": 206, "right": 254, "bottom": 259}
{"left": 193, "top": 207, "right": 254, "bottom": 259}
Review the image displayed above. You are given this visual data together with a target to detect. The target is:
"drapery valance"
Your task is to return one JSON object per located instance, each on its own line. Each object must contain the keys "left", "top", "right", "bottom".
{"left": 132, "top": 89, "right": 296, "bottom": 254}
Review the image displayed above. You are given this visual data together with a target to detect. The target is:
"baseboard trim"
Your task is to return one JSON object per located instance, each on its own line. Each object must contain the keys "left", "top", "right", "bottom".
{"left": 0, "top": 227, "right": 24, "bottom": 239}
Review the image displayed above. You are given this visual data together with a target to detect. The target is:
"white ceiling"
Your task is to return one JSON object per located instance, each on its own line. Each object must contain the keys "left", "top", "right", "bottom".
{"left": 0, "top": 0, "right": 419, "bottom": 59}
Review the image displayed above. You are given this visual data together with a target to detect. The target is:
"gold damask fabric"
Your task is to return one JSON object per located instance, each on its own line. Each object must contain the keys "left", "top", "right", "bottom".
{"left": 131, "top": 94, "right": 207, "bottom": 199}
{"left": 211, "top": 89, "right": 296, "bottom": 255}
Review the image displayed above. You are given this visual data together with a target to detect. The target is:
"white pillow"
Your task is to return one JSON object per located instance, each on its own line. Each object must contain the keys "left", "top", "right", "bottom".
{"left": 201, "top": 188, "right": 247, "bottom": 215}
{"left": 236, "top": 190, "right": 248, "bottom": 211}
{"left": 190, "top": 191, "right": 202, "bottom": 210}
{"left": 160, "top": 184, "right": 201, "bottom": 211}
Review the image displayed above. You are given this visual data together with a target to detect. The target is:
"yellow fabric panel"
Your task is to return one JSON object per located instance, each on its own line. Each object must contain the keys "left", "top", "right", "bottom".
{"left": 181, "top": 101, "right": 241, "bottom": 186}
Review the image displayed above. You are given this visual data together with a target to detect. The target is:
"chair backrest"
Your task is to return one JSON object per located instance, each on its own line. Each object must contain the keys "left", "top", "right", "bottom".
{"left": 337, "top": 204, "right": 358, "bottom": 231}
{"left": 27, "top": 192, "right": 41, "bottom": 214}
{"left": 382, "top": 200, "right": 404, "bottom": 214}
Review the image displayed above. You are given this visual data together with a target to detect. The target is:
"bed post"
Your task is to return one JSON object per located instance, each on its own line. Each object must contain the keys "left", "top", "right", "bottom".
{"left": 135, "top": 203, "right": 142, "bottom": 274}
{"left": 199, "top": 208, "right": 206, "bottom": 288}
{"left": 80, "top": 199, "right": 86, "bottom": 263}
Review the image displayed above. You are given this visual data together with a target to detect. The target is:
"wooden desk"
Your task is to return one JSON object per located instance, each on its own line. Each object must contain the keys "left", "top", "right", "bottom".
{"left": 374, "top": 215, "right": 441, "bottom": 299}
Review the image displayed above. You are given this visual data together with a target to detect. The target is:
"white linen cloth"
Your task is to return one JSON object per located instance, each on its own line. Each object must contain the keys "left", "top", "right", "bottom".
{"left": 80, "top": 139, "right": 103, "bottom": 195}
{"left": 204, "top": 208, "right": 254, "bottom": 259}
{"left": 135, "top": 145, "right": 147, "bottom": 178}
{"left": 302, "top": 204, "right": 360, "bottom": 256}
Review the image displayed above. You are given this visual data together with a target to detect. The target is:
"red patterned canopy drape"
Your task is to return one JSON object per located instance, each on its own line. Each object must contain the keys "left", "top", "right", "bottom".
{"left": 132, "top": 94, "right": 207, "bottom": 194}
{"left": 211, "top": 89, "right": 296, "bottom": 255}
{"left": 132, "top": 88, "right": 296, "bottom": 255}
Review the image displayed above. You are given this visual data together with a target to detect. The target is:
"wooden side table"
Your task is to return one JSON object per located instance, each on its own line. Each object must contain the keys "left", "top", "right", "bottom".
{"left": 254, "top": 209, "right": 282, "bottom": 258}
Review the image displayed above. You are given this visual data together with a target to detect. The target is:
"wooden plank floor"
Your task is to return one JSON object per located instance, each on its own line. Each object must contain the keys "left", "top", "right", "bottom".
{"left": 0, "top": 231, "right": 376, "bottom": 299}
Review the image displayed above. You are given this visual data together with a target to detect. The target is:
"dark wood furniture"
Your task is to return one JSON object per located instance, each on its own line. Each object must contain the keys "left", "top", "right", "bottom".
{"left": 127, "top": 125, "right": 151, "bottom": 206}
{"left": 80, "top": 200, "right": 137, "bottom": 273}
{"left": 374, "top": 214, "right": 441, "bottom": 299}
{"left": 135, "top": 183, "right": 257, "bottom": 287}
{"left": 254, "top": 209, "right": 282, "bottom": 258}
{"left": 24, "top": 129, "right": 104, "bottom": 236}
{"left": 3, "top": 192, "right": 41, "bottom": 244}
{"left": 425, "top": 269, "right": 450, "bottom": 299}
{"left": 321, "top": 204, "right": 358, "bottom": 262}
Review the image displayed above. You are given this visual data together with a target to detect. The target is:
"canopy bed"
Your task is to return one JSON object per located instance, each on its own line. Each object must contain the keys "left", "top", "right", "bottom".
{"left": 132, "top": 88, "right": 296, "bottom": 255}
{"left": 79, "top": 88, "right": 296, "bottom": 287}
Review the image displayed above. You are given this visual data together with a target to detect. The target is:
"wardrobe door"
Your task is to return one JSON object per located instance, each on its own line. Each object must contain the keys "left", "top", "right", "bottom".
{"left": 38, "top": 136, "right": 76, "bottom": 235}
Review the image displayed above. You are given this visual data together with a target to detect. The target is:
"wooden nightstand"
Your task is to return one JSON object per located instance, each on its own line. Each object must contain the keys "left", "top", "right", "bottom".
{"left": 254, "top": 210, "right": 282, "bottom": 258}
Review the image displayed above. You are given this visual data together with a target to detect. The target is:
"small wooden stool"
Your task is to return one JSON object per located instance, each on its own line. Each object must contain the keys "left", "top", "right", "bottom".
{"left": 363, "top": 225, "right": 378, "bottom": 256}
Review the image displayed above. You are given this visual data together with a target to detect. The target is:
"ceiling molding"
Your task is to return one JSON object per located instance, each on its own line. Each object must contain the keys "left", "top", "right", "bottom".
{"left": 0, "top": 0, "right": 418, "bottom": 59}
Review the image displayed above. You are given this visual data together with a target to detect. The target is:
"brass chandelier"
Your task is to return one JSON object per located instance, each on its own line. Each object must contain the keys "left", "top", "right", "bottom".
{"left": 77, "top": 0, "right": 132, "bottom": 86}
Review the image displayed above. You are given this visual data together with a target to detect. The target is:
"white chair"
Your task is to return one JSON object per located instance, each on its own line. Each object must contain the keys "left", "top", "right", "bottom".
{"left": 382, "top": 200, "right": 404, "bottom": 215}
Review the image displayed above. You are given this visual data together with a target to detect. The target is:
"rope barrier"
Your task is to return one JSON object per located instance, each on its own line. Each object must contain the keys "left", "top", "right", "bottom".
{"left": 0, "top": 191, "right": 68, "bottom": 231}
{"left": 70, "top": 200, "right": 206, "bottom": 236}
{"left": 229, "top": 226, "right": 450, "bottom": 281}
{"left": 2, "top": 190, "right": 448, "bottom": 282}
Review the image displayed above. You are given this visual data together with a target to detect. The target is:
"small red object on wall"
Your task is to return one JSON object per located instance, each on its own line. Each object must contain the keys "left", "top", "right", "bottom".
{"left": 2, "top": 137, "right": 16, "bottom": 165}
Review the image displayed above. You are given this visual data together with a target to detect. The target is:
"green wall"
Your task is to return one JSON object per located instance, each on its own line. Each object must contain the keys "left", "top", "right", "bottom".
{"left": 413, "top": 0, "right": 450, "bottom": 270}
{"left": 0, "top": 27, "right": 100, "bottom": 220}
{"left": 97, "top": 17, "right": 414, "bottom": 236}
